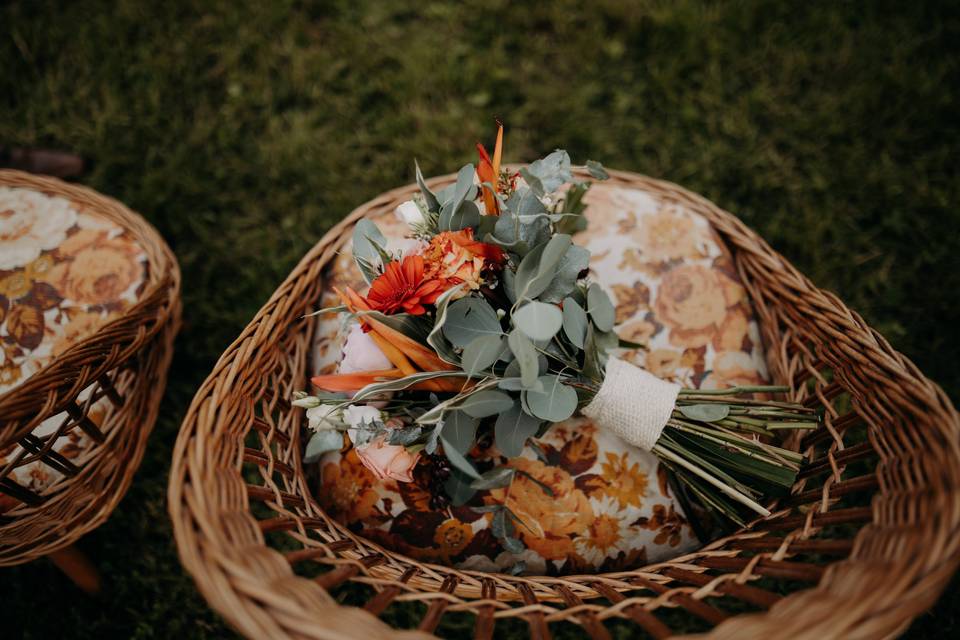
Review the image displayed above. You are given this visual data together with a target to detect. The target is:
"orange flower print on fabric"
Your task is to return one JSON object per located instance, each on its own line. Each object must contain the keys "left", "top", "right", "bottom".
{"left": 365, "top": 254, "right": 455, "bottom": 315}
{"left": 487, "top": 457, "right": 593, "bottom": 560}
{"left": 434, "top": 518, "right": 474, "bottom": 560}
{"left": 654, "top": 264, "right": 749, "bottom": 350}
{"left": 636, "top": 207, "right": 710, "bottom": 263}
{"left": 636, "top": 503, "right": 687, "bottom": 547}
{"left": 600, "top": 451, "right": 649, "bottom": 509}
{"left": 319, "top": 449, "right": 381, "bottom": 525}
{"left": 46, "top": 229, "right": 144, "bottom": 306}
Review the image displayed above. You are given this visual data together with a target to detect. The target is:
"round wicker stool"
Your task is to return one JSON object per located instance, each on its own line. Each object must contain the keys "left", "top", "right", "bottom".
{"left": 1, "top": 170, "right": 180, "bottom": 592}
{"left": 169, "top": 169, "right": 959, "bottom": 639}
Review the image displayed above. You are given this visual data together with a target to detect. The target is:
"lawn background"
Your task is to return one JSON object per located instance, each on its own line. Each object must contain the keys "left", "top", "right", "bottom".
{"left": 2, "top": 1, "right": 958, "bottom": 638}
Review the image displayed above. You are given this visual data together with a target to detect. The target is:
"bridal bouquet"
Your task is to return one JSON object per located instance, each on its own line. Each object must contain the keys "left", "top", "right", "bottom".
{"left": 295, "top": 126, "right": 817, "bottom": 550}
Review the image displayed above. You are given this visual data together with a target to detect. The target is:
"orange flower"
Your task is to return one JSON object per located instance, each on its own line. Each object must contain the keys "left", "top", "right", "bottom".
{"left": 422, "top": 228, "right": 503, "bottom": 293}
{"left": 366, "top": 254, "right": 454, "bottom": 315}
{"left": 476, "top": 123, "right": 504, "bottom": 215}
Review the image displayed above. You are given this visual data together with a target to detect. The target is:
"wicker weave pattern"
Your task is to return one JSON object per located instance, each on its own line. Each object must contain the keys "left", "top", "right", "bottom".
{"left": 0, "top": 170, "right": 180, "bottom": 564}
{"left": 168, "top": 169, "right": 960, "bottom": 639}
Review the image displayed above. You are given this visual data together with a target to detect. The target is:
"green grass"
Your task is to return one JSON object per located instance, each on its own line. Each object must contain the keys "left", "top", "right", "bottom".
{"left": 2, "top": 0, "right": 958, "bottom": 637}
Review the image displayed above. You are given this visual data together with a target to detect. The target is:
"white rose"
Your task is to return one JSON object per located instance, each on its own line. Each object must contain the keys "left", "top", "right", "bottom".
{"left": 395, "top": 200, "right": 425, "bottom": 226}
{"left": 339, "top": 323, "right": 392, "bottom": 374}
{"left": 305, "top": 404, "right": 341, "bottom": 431}
{"left": 343, "top": 404, "right": 383, "bottom": 428}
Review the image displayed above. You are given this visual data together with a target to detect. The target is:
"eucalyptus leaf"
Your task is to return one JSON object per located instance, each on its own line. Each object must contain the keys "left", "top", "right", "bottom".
{"left": 457, "top": 390, "right": 514, "bottom": 418}
{"left": 438, "top": 164, "right": 477, "bottom": 231}
{"left": 561, "top": 297, "right": 588, "bottom": 349}
{"left": 539, "top": 245, "right": 589, "bottom": 303}
{"left": 498, "top": 377, "right": 543, "bottom": 392}
{"left": 446, "top": 199, "right": 480, "bottom": 231}
{"left": 507, "top": 329, "right": 539, "bottom": 388}
{"left": 387, "top": 425, "right": 423, "bottom": 446}
{"left": 585, "top": 160, "right": 609, "bottom": 180}
{"left": 442, "top": 297, "right": 503, "bottom": 347}
{"left": 495, "top": 405, "right": 542, "bottom": 457}
{"left": 440, "top": 434, "right": 481, "bottom": 479}
{"left": 513, "top": 301, "right": 562, "bottom": 341}
{"left": 502, "top": 537, "right": 525, "bottom": 555}
{"left": 351, "top": 219, "right": 387, "bottom": 285}
{"left": 440, "top": 411, "right": 479, "bottom": 453}
{"left": 678, "top": 403, "right": 731, "bottom": 423}
{"left": 351, "top": 370, "right": 470, "bottom": 403}
{"left": 587, "top": 282, "right": 616, "bottom": 332}
{"left": 424, "top": 424, "right": 442, "bottom": 455}
{"left": 426, "top": 285, "right": 469, "bottom": 363}
{"left": 303, "top": 430, "right": 344, "bottom": 464}
{"left": 445, "top": 469, "right": 477, "bottom": 506}
{"left": 470, "top": 466, "right": 515, "bottom": 490}
{"left": 518, "top": 167, "right": 546, "bottom": 197}
{"left": 491, "top": 507, "right": 510, "bottom": 539}
{"left": 461, "top": 334, "right": 503, "bottom": 377}
{"left": 415, "top": 160, "right": 440, "bottom": 212}
{"left": 514, "top": 234, "right": 572, "bottom": 301}
{"left": 526, "top": 150, "right": 572, "bottom": 193}
{"left": 523, "top": 375, "right": 579, "bottom": 422}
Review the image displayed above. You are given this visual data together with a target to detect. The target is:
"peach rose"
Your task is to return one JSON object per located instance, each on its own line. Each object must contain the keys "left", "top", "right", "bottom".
{"left": 488, "top": 457, "right": 593, "bottom": 560}
{"left": 355, "top": 436, "right": 420, "bottom": 482}
{"left": 0, "top": 187, "right": 77, "bottom": 270}
{"left": 654, "top": 264, "right": 747, "bottom": 349}
{"left": 46, "top": 230, "right": 144, "bottom": 306}
{"left": 646, "top": 349, "right": 682, "bottom": 378}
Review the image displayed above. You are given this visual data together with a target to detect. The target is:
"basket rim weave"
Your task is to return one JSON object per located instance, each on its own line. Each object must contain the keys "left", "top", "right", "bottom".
{"left": 169, "top": 167, "right": 960, "bottom": 640}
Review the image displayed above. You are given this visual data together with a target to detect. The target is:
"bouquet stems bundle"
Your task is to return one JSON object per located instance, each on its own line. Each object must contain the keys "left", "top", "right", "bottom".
{"left": 293, "top": 124, "right": 818, "bottom": 551}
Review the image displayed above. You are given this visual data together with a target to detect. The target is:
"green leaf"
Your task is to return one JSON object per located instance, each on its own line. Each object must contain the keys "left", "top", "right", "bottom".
{"left": 491, "top": 507, "right": 511, "bottom": 539}
{"left": 523, "top": 375, "right": 578, "bottom": 422}
{"left": 352, "top": 219, "right": 387, "bottom": 285}
{"left": 514, "top": 234, "right": 572, "bottom": 301}
{"left": 303, "top": 430, "right": 343, "bottom": 464}
{"left": 561, "top": 297, "right": 588, "bottom": 349}
{"left": 424, "top": 424, "right": 442, "bottom": 455}
{"left": 585, "top": 160, "right": 609, "bottom": 180}
{"left": 498, "top": 377, "right": 543, "bottom": 392}
{"left": 387, "top": 425, "right": 423, "bottom": 446}
{"left": 470, "top": 466, "right": 515, "bottom": 490}
{"left": 426, "top": 285, "right": 469, "bottom": 364}
{"left": 440, "top": 411, "right": 479, "bottom": 453}
{"left": 518, "top": 167, "right": 546, "bottom": 197}
{"left": 461, "top": 334, "right": 503, "bottom": 377}
{"left": 678, "top": 403, "right": 731, "bottom": 423}
{"left": 526, "top": 150, "right": 572, "bottom": 193}
{"left": 445, "top": 469, "right": 477, "bottom": 506}
{"left": 415, "top": 160, "right": 440, "bottom": 212}
{"left": 457, "top": 389, "right": 515, "bottom": 418}
{"left": 539, "top": 245, "right": 590, "bottom": 303}
{"left": 439, "top": 164, "right": 477, "bottom": 231}
{"left": 440, "top": 434, "right": 480, "bottom": 479}
{"left": 587, "top": 283, "right": 616, "bottom": 332}
{"left": 513, "top": 301, "right": 562, "bottom": 341}
{"left": 442, "top": 297, "right": 503, "bottom": 347}
{"left": 446, "top": 199, "right": 480, "bottom": 231}
{"left": 495, "top": 405, "right": 542, "bottom": 457}
{"left": 507, "top": 329, "right": 539, "bottom": 388}
{"left": 502, "top": 536, "right": 525, "bottom": 554}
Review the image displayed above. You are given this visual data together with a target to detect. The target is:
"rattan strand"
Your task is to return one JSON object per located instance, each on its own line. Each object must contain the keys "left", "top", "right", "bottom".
{"left": 0, "top": 170, "right": 181, "bottom": 564}
{"left": 168, "top": 168, "right": 960, "bottom": 639}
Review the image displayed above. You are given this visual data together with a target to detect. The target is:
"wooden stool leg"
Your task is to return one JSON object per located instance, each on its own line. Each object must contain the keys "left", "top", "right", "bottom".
{"left": 49, "top": 545, "right": 101, "bottom": 594}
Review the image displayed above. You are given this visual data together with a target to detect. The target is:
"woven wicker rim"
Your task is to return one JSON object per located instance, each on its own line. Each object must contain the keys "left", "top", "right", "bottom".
{"left": 169, "top": 168, "right": 960, "bottom": 639}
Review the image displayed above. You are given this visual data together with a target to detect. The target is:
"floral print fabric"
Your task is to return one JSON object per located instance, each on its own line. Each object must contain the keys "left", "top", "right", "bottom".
{"left": 0, "top": 186, "right": 147, "bottom": 510}
{"left": 310, "top": 182, "right": 770, "bottom": 574}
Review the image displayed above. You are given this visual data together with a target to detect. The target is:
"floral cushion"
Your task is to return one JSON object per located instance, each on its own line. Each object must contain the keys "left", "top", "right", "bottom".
{"left": 310, "top": 181, "right": 769, "bottom": 575}
{"left": 0, "top": 186, "right": 148, "bottom": 510}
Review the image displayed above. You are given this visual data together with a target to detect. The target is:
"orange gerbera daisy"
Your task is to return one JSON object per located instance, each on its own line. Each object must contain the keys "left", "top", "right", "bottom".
{"left": 366, "top": 254, "right": 454, "bottom": 315}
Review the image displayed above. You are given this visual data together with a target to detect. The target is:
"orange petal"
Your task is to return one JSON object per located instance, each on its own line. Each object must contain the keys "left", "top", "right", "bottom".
{"left": 311, "top": 369, "right": 403, "bottom": 392}
{"left": 492, "top": 121, "right": 504, "bottom": 178}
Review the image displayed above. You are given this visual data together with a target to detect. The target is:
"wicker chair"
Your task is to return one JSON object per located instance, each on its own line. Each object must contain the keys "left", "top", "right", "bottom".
{"left": 0, "top": 170, "right": 180, "bottom": 592}
{"left": 169, "top": 169, "right": 959, "bottom": 639}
